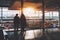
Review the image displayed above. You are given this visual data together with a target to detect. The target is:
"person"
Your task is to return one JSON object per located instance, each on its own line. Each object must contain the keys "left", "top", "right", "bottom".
{"left": 13, "top": 14, "right": 20, "bottom": 40}
{"left": 14, "top": 14, "right": 20, "bottom": 31}
{"left": 0, "top": 30, "right": 4, "bottom": 40}
{"left": 20, "top": 13, "right": 27, "bottom": 32}
{"left": 20, "top": 13, "right": 27, "bottom": 40}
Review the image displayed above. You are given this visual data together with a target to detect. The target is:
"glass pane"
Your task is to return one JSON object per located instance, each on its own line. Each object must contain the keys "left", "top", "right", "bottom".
{"left": 44, "top": 11, "right": 59, "bottom": 28}
{"left": 0, "top": 0, "right": 60, "bottom": 40}
{"left": 24, "top": 0, "right": 42, "bottom": 28}
{"left": 0, "top": 7, "right": 20, "bottom": 29}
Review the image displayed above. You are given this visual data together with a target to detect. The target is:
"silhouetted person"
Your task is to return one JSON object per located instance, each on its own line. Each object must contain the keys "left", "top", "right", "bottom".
{"left": 0, "top": 30, "right": 4, "bottom": 40}
{"left": 13, "top": 14, "right": 20, "bottom": 40}
{"left": 14, "top": 14, "right": 20, "bottom": 30}
{"left": 20, "top": 13, "right": 27, "bottom": 40}
{"left": 20, "top": 13, "right": 27, "bottom": 31}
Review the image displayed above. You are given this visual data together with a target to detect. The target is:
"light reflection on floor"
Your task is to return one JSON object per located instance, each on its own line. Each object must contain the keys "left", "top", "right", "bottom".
{"left": 4, "top": 28, "right": 60, "bottom": 40}
{"left": 25, "top": 29, "right": 43, "bottom": 39}
{"left": 25, "top": 28, "right": 59, "bottom": 39}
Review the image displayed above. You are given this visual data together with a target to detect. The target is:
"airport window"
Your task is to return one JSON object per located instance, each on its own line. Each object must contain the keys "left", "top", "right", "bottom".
{"left": 0, "top": 0, "right": 60, "bottom": 40}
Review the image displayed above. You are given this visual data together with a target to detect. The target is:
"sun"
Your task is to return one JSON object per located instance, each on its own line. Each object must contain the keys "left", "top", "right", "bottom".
{"left": 23, "top": 7, "right": 35, "bottom": 16}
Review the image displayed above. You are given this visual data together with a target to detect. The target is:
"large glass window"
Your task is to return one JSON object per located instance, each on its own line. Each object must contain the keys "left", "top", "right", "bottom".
{"left": 0, "top": 7, "right": 20, "bottom": 29}
{"left": 0, "top": 0, "right": 60, "bottom": 40}
{"left": 0, "top": 0, "right": 59, "bottom": 29}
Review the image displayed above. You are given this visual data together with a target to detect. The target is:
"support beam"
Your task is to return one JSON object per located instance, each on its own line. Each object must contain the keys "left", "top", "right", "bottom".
{"left": 59, "top": 9, "right": 60, "bottom": 27}
{"left": 42, "top": 0, "right": 45, "bottom": 35}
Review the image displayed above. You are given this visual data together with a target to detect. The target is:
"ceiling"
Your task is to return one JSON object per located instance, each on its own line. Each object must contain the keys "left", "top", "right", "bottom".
{"left": 45, "top": 0, "right": 60, "bottom": 11}
{"left": 0, "top": 0, "right": 60, "bottom": 11}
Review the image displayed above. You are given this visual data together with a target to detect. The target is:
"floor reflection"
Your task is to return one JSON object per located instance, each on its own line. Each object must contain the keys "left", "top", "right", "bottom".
{"left": 25, "top": 29, "right": 42, "bottom": 39}
{"left": 4, "top": 28, "right": 60, "bottom": 40}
